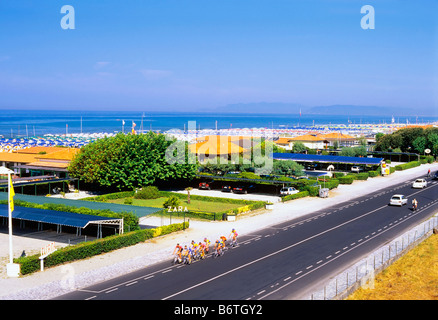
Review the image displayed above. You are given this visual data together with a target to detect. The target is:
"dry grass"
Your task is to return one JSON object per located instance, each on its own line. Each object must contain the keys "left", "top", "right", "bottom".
{"left": 347, "top": 233, "right": 438, "bottom": 300}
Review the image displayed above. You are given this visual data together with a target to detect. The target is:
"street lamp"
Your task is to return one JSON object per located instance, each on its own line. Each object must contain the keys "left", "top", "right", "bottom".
{"left": 0, "top": 166, "right": 20, "bottom": 277}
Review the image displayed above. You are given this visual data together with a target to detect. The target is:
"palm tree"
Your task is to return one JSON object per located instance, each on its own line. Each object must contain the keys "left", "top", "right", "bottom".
{"left": 185, "top": 187, "right": 193, "bottom": 204}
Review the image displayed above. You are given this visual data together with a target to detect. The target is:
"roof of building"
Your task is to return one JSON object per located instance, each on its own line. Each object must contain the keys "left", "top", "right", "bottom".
{"left": 321, "top": 132, "right": 356, "bottom": 140}
{"left": 189, "top": 137, "right": 247, "bottom": 155}
{"left": 289, "top": 134, "right": 327, "bottom": 142}
{"left": 0, "top": 152, "right": 38, "bottom": 163}
{"left": 275, "top": 137, "right": 294, "bottom": 145}
{"left": 36, "top": 148, "right": 80, "bottom": 161}
{"left": 13, "top": 146, "right": 62, "bottom": 154}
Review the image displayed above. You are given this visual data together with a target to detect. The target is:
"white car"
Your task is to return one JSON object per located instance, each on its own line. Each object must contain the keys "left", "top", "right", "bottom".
{"left": 280, "top": 187, "right": 299, "bottom": 196}
{"left": 351, "top": 166, "right": 362, "bottom": 173}
{"left": 389, "top": 194, "right": 408, "bottom": 206}
{"left": 412, "top": 178, "right": 427, "bottom": 189}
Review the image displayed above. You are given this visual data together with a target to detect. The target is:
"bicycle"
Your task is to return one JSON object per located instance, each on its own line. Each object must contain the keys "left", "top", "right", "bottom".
{"left": 229, "top": 237, "right": 238, "bottom": 247}
{"left": 212, "top": 243, "right": 224, "bottom": 258}
{"left": 183, "top": 253, "right": 192, "bottom": 265}
{"left": 172, "top": 254, "right": 182, "bottom": 265}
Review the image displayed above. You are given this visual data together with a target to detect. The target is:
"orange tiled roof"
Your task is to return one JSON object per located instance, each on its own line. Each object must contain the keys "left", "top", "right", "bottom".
{"left": 321, "top": 132, "right": 355, "bottom": 140}
{"left": 289, "top": 134, "right": 326, "bottom": 142}
{"left": 0, "top": 152, "right": 38, "bottom": 163}
{"left": 36, "top": 148, "right": 80, "bottom": 161}
{"left": 13, "top": 146, "right": 62, "bottom": 155}
{"left": 275, "top": 137, "right": 293, "bottom": 145}
{"left": 189, "top": 137, "right": 247, "bottom": 155}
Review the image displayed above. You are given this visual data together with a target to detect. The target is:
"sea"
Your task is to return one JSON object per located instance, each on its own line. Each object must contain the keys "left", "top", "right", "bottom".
{"left": 0, "top": 109, "right": 437, "bottom": 138}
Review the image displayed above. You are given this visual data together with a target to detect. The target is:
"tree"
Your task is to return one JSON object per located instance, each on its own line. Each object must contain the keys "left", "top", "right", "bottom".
{"left": 412, "top": 136, "right": 426, "bottom": 154}
{"left": 68, "top": 132, "right": 198, "bottom": 190}
{"left": 185, "top": 187, "right": 192, "bottom": 204}
{"left": 292, "top": 142, "right": 306, "bottom": 153}
{"left": 427, "top": 133, "right": 438, "bottom": 155}
{"left": 273, "top": 160, "right": 304, "bottom": 176}
{"left": 163, "top": 195, "right": 181, "bottom": 209}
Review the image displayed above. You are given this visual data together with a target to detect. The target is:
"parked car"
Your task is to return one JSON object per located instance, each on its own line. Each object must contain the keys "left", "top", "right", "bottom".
{"left": 412, "top": 178, "right": 427, "bottom": 189}
{"left": 199, "top": 181, "right": 213, "bottom": 190}
{"left": 232, "top": 185, "right": 256, "bottom": 194}
{"left": 433, "top": 171, "right": 438, "bottom": 180}
{"left": 389, "top": 194, "right": 408, "bottom": 206}
{"left": 351, "top": 166, "right": 363, "bottom": 173}
{"left": 221, "top": 185, "right": 232, "bottom": 192}
{"left": 280, "top": 187, "right": 299, "bottom": 196}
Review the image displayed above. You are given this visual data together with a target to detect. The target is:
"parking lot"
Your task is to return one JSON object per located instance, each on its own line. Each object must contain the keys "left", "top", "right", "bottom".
{"left": 0, "top": 226, "right": 94, "bottom": 278}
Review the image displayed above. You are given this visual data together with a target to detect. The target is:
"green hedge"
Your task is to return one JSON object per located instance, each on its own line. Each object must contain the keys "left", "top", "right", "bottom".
{"left": 338, "top": 175, "right": 355, "bottom": 184}
{"left": 394, "top": 161, "right": 421, "bottom": 171}
{"left": 157, "top": 200, "right": 266, "bottom": 221}
{"left": 281, "top": 191, "right": 309, "bottom": 202}
{"left": 333, "top": 172, "right": 346, "bottom": 178}
{"left": 82, "top": 191, "right": 136, "bottom": 202}
{"left": 356, "top": 172, "right": 369, "bottom": 180}
{"left": 368, "top": 170, "right": 380, "bottom": 178}
{"left": 15, "top": 221, "right": 189, "bottom": 275}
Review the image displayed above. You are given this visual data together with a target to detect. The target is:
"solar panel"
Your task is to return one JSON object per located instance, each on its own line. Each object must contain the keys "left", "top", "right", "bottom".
{"left": 0, "top": 204, "right": 118, "bottom": 228}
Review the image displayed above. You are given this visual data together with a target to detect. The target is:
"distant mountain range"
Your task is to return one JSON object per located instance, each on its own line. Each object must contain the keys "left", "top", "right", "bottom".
{"left": 215, "top": 102, "right": 419, "bottom": 116}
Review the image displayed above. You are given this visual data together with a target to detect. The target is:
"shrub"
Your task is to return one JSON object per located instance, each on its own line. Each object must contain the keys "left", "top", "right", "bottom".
{"left": 333, "top": 172, "right": 345, "bottom": 178}
{"left": 134, "top": 186, "right": 161, "bottom": 199}
{"left": 282, "top": 191, "right": 309, "bottom": 202}
{"left": 162, "top": 195, "right": 181, "bottom": 209}
{"left": 338, "top": 175, "right": 354, "bottom": 184}
{"left": 15, "top": 221, "right": 189, "bottom": 275}
{"left": 394, "top": 161, "right": 421, "bottom": 171}
{"left": 357, "top": 172, "right": 369, "bottom": 180}
{"left": 368, "top": 170, "right": 379, "bottom": 178}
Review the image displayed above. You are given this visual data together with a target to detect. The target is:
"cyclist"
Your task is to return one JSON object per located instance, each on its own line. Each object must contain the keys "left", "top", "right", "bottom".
{"left": 220, "top": 235, "right": 227, "bottom": 248}
{"left": 173, "top": 243, "right": 183, "bottom": 264}
{"left": 203, "top": 238, "right": 211, "bottom": 254}
{"left": 229, "top": 228, "right": 238, "bottom": 247}
{"left": 188, "top": 242, "right": 196, "bottom": 261}
{"left": 181, "top": 245, "right": 190, "bottom": 264}
{"left": 198, "top": 241, "right": 206, "bottom": 259}
{"left": 213, "top": 240, "right": 223, "bottom": 257}
{"left": 190, "top": 240, "right": 198, "bottom": 257}
{"left": 412, "top": 198, "right": 418, "bottom": 211}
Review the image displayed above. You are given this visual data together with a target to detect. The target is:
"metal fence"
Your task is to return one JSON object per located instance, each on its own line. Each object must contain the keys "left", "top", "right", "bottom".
{"left": 307, "top": 213, "right": 438, "bottom": 300}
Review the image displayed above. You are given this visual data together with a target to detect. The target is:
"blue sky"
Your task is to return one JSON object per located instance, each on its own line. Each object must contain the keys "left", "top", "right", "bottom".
{"left": 0, "top": 0, "right": 436, "bottom": 113}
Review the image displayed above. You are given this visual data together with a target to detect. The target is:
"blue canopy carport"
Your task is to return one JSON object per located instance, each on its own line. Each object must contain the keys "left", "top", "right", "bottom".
{"left": 272, "top": 153, "right": 384, "bottom": 172}
{"left": 272, "top": 153, "right": 384, "bottom": 165}
{"left": 0, "top": 204, "right": 124, "bottom": 238}
{"left": 0, "top": 193, "right": 162, "bottom": 218}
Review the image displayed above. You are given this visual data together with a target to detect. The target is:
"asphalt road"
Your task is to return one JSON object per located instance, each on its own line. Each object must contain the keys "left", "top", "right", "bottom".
{"left": 56, "top": 174, "right": 438, "bottom": 300}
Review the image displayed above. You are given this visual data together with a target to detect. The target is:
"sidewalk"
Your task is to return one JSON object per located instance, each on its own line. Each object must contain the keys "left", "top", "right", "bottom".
{"left": 0, "top": 164, "right": 436, "bottom": 300}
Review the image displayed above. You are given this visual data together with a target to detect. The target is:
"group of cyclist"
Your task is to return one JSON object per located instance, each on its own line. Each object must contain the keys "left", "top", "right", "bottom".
{"left": 172, "top": 228, "right": 238, "bottom": 265}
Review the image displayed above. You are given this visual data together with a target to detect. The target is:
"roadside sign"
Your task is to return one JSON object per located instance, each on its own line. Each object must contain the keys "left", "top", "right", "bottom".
{"left": 39, "top": 242, "right": 57, "bottom": 271}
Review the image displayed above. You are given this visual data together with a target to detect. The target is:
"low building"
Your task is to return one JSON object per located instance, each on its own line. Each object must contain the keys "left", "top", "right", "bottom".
{"left": 0, "top": 147, "right": 81, "bottom": 178}
{"left": 16, "top": 147, "right": 80, "bottom": 178}
{"left": 189, "top": 135, "right": 248, "bottom": 163}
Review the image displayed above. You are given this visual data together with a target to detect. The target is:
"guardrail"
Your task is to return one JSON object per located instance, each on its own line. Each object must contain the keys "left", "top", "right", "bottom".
{"left": 307, "top": 213, "right": 438, "bottom": 300}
